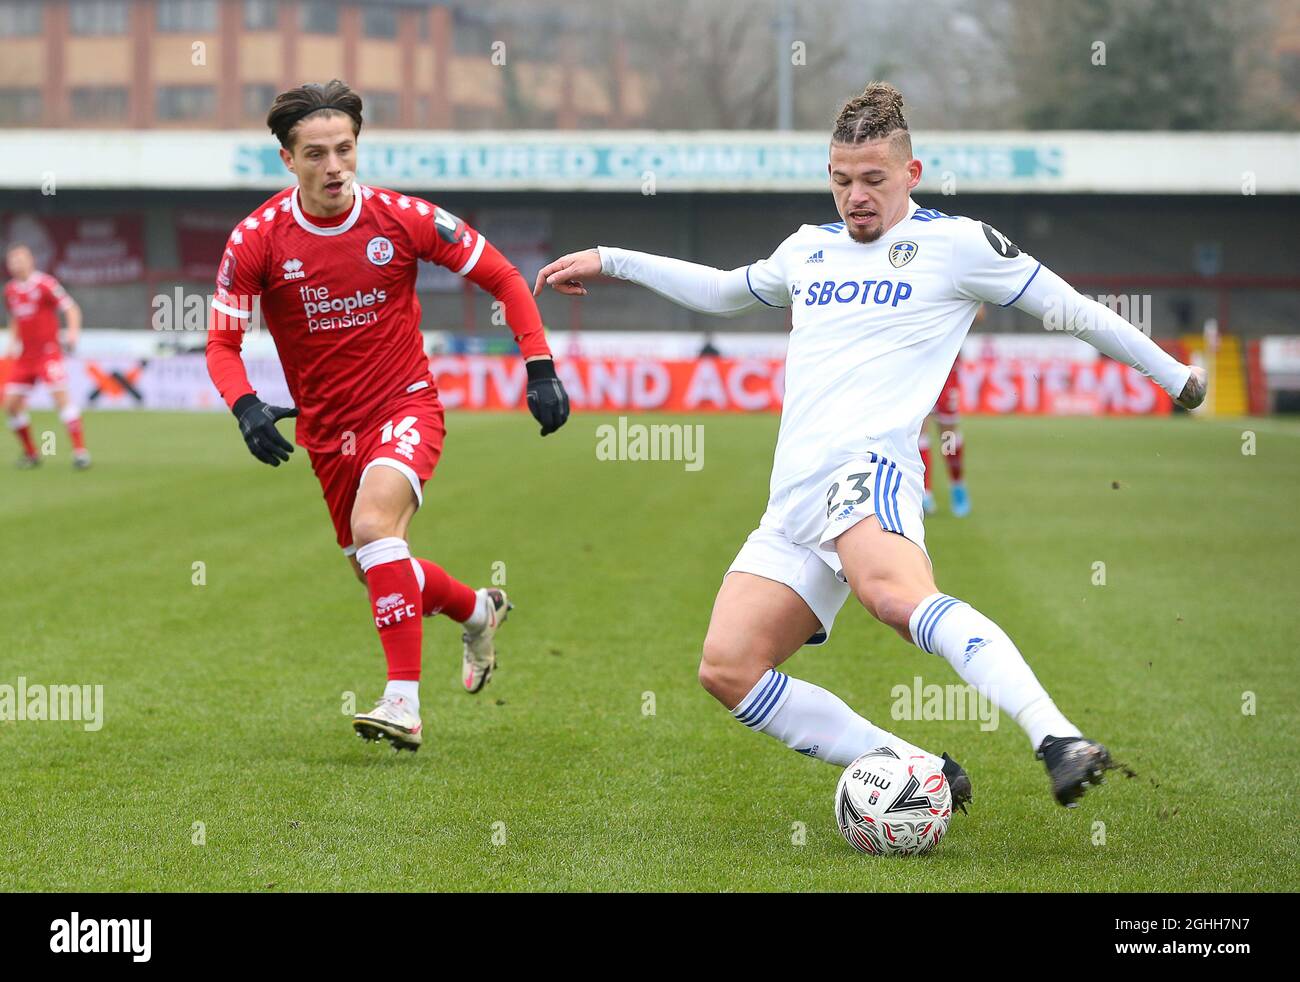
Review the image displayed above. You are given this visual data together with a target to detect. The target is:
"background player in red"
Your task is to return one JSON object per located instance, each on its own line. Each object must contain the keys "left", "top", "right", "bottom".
{"left": 205, "top": 80, "right": 570, "bottom": 751}
{"left": 3, "top": 243, "right": 90, "bottom": 469}
{"left": 920, "top": 361, "right": 969, "bottom": 517}
{"left": 921, "top": 303, "right": 985, "bottom": 517}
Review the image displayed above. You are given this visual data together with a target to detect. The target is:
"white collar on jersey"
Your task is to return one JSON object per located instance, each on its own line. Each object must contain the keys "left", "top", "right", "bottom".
{"left": 291, "top": 183, "right": 365, "bottom": 236}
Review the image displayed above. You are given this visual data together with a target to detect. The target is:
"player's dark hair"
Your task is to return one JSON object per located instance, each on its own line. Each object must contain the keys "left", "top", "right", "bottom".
{"left": 832, "top": 82, "right": 912, "bottom": 159}
{"left": 267, "top": 79, "right": 364, "bottom": 151}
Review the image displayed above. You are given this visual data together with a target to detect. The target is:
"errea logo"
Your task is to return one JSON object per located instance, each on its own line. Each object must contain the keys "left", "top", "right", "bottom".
{"left": 375, "top": 593, "right": 405, "bottom": 614}
{"left": 282, "top": 258, "right": 305, "bottom": 281}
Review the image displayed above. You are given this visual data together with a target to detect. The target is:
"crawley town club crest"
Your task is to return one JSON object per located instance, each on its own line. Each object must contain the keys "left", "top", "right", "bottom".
{"left": 888, "top": 240, "right": 918, "bottom": 268}
{"left": 367, "top": 236, "right": 395, "bottom": 266}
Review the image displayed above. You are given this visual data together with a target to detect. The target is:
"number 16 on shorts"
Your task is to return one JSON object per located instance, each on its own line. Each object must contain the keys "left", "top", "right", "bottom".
{"left": 381, "top": 415, "right": 421, "bottom": 461}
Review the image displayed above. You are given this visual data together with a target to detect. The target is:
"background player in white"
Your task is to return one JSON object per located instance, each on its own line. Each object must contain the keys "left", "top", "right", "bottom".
{"left": 536, "top": 83, "right": 1207, "bottom": 808}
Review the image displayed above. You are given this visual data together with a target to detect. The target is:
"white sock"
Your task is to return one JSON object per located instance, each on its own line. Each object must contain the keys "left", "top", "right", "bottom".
{"left": 909, "top": 593, "right": 1081, "bottom": 749}
{"left": 732, "top": 669, "right": 939, "bottom": 768}
{"left": 383, "top": 679, "right": 419, "bottom": 713}
{"left": 355, "top": 536, "right": 410, "bottom": 572}
{"left": 462, "top": 589, "right": 490, "bottom": 632}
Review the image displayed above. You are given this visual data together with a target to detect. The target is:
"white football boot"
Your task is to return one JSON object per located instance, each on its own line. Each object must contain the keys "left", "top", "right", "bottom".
{"left": 352, "top": 695, "right": 423, "bottom": 752}
{"left": 461, "top": 588, "right": 511, "bottom": 694}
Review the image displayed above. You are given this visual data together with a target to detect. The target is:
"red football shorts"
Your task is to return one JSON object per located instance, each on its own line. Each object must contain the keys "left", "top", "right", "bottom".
{"left": 6, "top": 355, "right": 67, "bottom": 390}
{"left": 307, "top": 391, "right": 446, "bottom": 555}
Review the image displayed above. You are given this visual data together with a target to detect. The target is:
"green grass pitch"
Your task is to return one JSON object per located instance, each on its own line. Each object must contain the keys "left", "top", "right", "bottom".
{"left": 1, "top": 409, "right": 1297, "bottom": 891}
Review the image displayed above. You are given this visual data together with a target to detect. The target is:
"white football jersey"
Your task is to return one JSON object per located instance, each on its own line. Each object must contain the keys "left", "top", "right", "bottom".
{"left": 598, "top": 194, "right": 1188, "bottom": 557}
{"left": 746, "top": 198, "right": 1040, "bottom": 511}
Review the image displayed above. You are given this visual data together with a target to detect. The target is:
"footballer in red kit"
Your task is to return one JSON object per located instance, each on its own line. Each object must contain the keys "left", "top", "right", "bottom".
{"left": 920, "top": 304, "right": 977, "bottom": 518}
{"left": 205, "top": 80, "right": 570, "bottom": 751}
{"left": 3, "top": 243, "right": 90, "bottom": 469}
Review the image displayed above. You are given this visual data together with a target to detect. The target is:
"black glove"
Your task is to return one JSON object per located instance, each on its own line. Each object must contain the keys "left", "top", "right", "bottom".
{"left": 232, "top": 393, "right": 299, "bottom": 466}
{"left": 525, "top": 359, "right": 570, "bottom": 436}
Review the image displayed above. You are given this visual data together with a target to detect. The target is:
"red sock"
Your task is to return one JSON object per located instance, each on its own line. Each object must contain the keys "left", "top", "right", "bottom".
{"left": 64, "top": 414, "right": 86, "bottom": 453}
{"left": 364, "top": 559, "right": 424, "bottom": 681}
{"left": 919, "top": 437, "right": 933, "bottom": 491}
{"left": 945, "top": 437, "right": 964, "bottom": 483}
{"left": 10, "top": 417, "right": 36, "bottom": 457}
{"left": 415, "top": 558, "right": 477, "bottom": 622}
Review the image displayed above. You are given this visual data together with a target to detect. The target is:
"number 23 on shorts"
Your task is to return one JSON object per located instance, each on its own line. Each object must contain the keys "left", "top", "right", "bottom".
{"left": 825, "top": 465, "right": 875, "bottom": 520}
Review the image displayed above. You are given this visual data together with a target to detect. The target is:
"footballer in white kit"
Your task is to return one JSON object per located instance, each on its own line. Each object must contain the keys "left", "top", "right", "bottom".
{"left": 536, "top": 82, "right": 1207, "bottom": 812}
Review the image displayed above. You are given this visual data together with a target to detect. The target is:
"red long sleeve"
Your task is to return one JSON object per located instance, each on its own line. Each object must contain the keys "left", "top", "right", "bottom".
{"left": 205, "top": 305, "right": 255, "bottom": 409}
{"left": 464, "top": 239, "right": 553, "bottom": 361}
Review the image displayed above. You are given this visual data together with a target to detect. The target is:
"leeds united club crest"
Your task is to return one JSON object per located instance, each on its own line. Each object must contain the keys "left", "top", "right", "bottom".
{"left": 888, "top": 240, "right": 918, "bottom": 268}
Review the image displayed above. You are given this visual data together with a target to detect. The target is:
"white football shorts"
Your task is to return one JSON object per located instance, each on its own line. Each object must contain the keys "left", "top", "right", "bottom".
{"left": 726, "top": 452, "right": 929, "bottom": 646}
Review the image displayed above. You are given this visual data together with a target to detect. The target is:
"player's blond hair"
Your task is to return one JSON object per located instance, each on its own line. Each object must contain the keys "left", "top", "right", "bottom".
{"left": 831, "top": 82, "right": 912, "bottom": 159}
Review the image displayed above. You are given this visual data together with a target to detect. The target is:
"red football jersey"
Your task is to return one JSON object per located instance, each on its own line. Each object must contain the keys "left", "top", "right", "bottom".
{"left": 206, "top": 184, "right": 550, "bottom": 452}
{"left": 4, "top": 272, "right": 72, "bottom": 361}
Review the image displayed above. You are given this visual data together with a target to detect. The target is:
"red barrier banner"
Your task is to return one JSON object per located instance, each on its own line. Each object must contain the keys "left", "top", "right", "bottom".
{"left": 430, "top": 356, "right": 786, "bottom": 412}
{"left": 0, "top": 353, "right": 1170, "bottom": 415}
{"left": 962, "top": 357, "right": 1172, "bottom": 415}
{"left": 431, "top": 355, "right": 1170, "bottom": 415}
